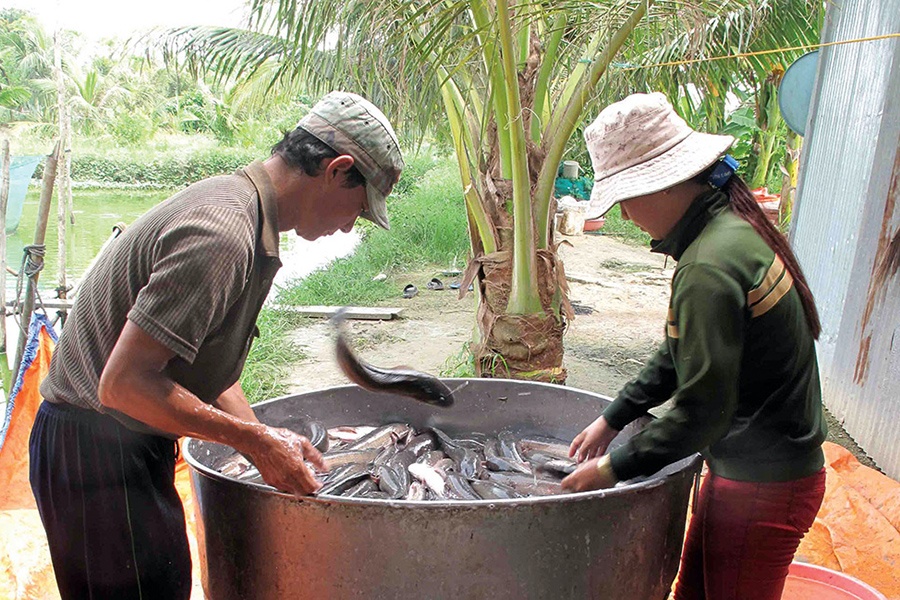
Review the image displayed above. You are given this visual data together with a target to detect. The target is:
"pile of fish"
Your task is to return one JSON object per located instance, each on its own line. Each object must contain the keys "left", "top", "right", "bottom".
{"left": 217, "top": 422, "right": 579, "bottom": 501}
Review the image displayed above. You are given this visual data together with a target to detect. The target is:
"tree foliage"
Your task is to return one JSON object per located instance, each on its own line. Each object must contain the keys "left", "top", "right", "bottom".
{"left": 154, "top": 0, "right": 823, "bottom": 379}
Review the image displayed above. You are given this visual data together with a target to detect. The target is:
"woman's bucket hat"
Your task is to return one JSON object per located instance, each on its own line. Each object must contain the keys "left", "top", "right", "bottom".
{"left": 584, "top": 92, "right": 735, "bottom": 219}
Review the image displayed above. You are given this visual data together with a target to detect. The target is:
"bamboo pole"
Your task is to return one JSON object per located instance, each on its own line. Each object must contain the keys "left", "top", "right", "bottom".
{"left": 13, "top": 141, "right": 60, "bottom": 379}
{"left": 55, "top": 29, "right": 70, "bottom": 323}
{"left": 65, "top": 110, "right": 74, "bottom": 226}
{"left": 0, "top": 140, "right": 9, "bottom": 355}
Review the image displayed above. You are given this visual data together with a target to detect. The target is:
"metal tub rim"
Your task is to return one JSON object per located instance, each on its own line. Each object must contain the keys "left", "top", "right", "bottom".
{"left": 183, "top": 378, "right": 702, "bottom": 508}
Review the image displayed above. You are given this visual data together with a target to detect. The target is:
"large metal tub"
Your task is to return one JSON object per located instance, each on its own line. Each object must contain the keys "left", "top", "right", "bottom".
{"left": 184, "top": 379, "right": 701, "bottom": 600}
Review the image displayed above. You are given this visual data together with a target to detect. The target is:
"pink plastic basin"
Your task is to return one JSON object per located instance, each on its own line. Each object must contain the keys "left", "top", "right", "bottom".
{"left": 583, "top": 217, "right": 605, "bottom": 232}
{"left": 783, "top": 562, "right": 886, "bottom": 600}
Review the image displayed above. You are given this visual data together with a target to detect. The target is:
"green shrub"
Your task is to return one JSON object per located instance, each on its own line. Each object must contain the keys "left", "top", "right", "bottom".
{"left": 240, "top": 308, "right": 309, "bottom": 404}
{"left": 392, "top": 152, "right": 442, "bottom": 196}
{"left": 596, "top": 204, "right": 651, "bottom": 246}
{"left": 110, "top": 112, "right": 155, "bottom": 146}
{"left": 68, "top": 147, "right": 259, "bottom": 186}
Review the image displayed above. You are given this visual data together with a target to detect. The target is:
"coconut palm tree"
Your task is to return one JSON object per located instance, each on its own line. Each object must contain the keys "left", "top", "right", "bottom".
{"left": 67, "top": 66, "right": 133, "bottom": 135}
{"left": 0, "top": 9, "right": 56, "bottom": 126}
{"left": 159, "top": 0, "right": 821, "bottom": 382}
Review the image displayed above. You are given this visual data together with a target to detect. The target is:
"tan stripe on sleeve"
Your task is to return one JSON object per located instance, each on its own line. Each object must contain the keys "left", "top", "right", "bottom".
{"left": 666, "top": 308, "right": 679, "bottom": 339}
{"left": 750, "top": 269, "right": 794, "bottom": 318}
{"left": 748, "top": 255, "right": 786, "bottom": 305}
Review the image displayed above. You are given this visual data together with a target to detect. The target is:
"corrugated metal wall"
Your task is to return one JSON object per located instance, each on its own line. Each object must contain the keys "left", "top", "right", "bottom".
{"left": 792, "top": 0, "right": 900, "bottom": 478}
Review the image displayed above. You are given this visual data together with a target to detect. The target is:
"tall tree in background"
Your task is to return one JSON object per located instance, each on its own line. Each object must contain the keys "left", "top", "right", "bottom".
{"left": 0, "top": 9, "right": 56, "bottom": 127}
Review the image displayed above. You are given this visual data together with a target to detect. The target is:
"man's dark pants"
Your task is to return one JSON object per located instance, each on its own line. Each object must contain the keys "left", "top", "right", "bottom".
{"left": 29, "top": 401, "right": 192, "bottom": 599}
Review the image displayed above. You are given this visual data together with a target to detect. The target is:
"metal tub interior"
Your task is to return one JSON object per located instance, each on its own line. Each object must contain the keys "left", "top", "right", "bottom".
{"left": 184, "top": 378, "right": 701, "bottom": 600}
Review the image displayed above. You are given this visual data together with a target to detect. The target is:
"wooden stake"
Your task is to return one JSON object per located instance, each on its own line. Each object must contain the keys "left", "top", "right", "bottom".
{"left": 55, "top": 29, "right": 70, "bottom": 323}
{"left": 13, "top": 141, "right": 60, "bottom": 378}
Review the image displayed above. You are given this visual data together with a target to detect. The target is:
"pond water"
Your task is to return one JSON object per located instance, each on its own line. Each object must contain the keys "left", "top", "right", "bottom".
{"left": 7, "top": 187, "right": 359, "bottom": 297}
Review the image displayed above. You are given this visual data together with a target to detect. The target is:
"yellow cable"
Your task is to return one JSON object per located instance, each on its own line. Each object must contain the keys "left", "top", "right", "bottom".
{"left": 621, "top": 32, "right": 900, "bottom": 71}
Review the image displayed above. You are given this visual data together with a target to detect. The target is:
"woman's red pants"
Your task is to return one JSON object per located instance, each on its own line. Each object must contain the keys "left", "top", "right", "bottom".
{"left": 672, "top": 468, "right": 826, "bottom": 600}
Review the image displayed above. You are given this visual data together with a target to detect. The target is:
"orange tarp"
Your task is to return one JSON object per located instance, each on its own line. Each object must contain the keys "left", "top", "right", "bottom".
{"left": 0, "top": 315, "right": 60, "bottom": 600}
{"left": 0, "top": 316, "right": 200, "bottom": 600}
{"left": 0, "top": 320, "right": 54, "bottom": 510}
{"left": 796, "top": 443, "right": 900, "bottom": 598}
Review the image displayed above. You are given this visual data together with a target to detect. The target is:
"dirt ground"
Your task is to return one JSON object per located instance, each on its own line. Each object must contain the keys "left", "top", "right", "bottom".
{"left": 284, "top": 230, "right": 878, "bottom": 469}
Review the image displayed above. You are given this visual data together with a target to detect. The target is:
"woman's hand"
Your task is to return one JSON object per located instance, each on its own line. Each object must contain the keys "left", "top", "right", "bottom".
{"left": 561, "top": 455, "right": 618, "bottom": 492}
{"left": 568, "top": 415, "right": 620, "bottom": 463}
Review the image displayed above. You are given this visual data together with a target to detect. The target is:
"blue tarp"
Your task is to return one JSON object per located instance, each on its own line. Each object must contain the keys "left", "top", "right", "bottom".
{"left": 1, "top": 155, "right": 43, "bottom": 234}
{"left": 554, "top": 176, "right": 594, "bottom": 201}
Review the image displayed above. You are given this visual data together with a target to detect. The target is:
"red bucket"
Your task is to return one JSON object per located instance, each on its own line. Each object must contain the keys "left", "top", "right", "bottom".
{"left": 783, "top": 562, "right": 886, "bottom": 600}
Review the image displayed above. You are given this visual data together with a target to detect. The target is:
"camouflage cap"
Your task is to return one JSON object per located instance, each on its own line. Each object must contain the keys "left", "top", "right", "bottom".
{"left": 297, "top": 92, "right": 404, "bottom": 230}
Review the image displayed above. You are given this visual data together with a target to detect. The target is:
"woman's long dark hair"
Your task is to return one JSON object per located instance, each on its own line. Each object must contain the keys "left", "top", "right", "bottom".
{"left": 695, "top": 168, "right": 821, "bottom": 339}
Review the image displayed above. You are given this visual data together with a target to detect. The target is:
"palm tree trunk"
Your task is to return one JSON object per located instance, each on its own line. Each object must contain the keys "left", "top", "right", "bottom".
{"left": 750, "top": 130, "right": 777, "bottom": 189}
{"left": 779, "top": 129, "right": 801, "bottom": 229}
{"left": 463, "top": 219, "right": 573, "bottom": 382}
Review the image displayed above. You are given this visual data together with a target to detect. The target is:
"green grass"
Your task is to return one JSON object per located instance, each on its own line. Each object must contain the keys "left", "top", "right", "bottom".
{"left": 597, "top": 258, "right": 650, "bottom": 273}
{"left": 593, "top": 204, "right": 652, "bottom": 246}
{"left": 240, "top": 308, "right": 310, "bottom": 405}
{"left": 440, "top": 342, "right": 477, "bottom": 378}
{"left": 277, "top": 155, "right": 470, "bottom": 306}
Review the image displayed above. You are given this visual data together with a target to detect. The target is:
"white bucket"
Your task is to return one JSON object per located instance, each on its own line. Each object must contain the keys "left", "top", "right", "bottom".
{"left": 562, "top": 160, "right": 580, "bottom": 179}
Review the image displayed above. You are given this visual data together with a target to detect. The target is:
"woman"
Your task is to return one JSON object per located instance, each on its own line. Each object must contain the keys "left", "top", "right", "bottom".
{"left": 561, "top": 92, "right": 826, "bottom": 600}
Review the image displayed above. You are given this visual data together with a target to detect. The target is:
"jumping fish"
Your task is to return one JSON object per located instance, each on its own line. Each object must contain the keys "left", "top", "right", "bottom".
{"left": 332, "top": 309, "right": 455, "bottom": 407}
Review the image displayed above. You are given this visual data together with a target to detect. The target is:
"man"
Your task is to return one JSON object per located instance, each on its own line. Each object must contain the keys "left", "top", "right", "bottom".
{"left": 29, "top": 91, "right": 404, "bottom": 599}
